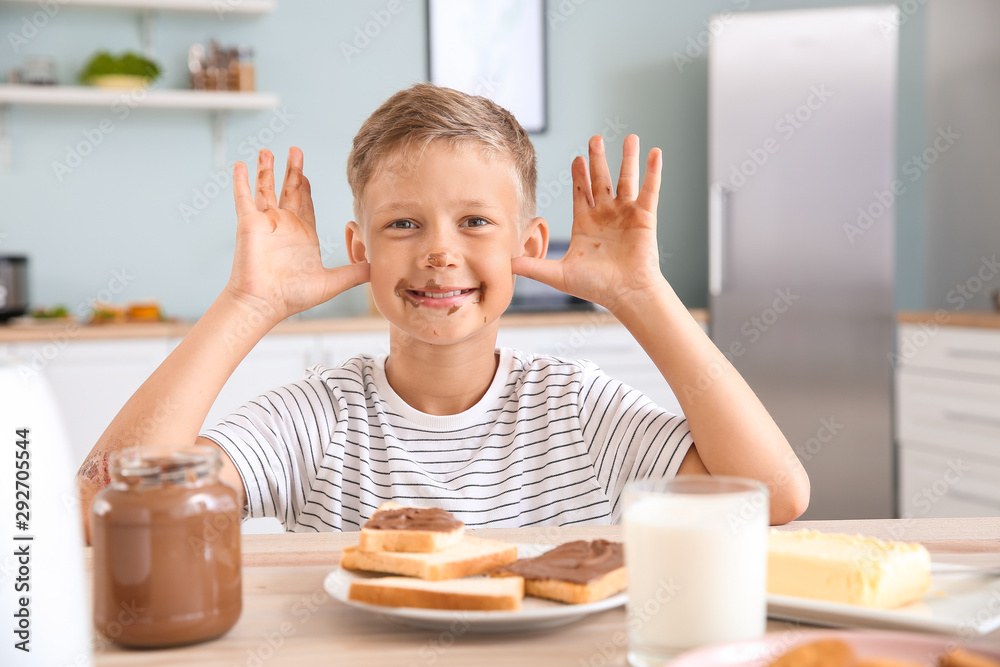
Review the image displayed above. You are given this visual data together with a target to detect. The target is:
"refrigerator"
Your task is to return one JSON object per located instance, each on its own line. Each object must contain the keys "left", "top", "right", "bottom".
{"left": 708, "top": 6, "right": 899, "bottom": 519}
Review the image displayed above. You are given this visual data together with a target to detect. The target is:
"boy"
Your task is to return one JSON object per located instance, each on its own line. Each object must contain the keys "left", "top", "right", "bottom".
{"left": 78, "top": 84, "right": 808, "bottom": 534}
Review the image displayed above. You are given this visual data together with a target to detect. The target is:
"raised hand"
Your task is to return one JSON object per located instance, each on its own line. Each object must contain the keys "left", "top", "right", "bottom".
{"left": 512, "top": 134, "right": 665, "bottom": 313}
{"left": 226, "top": 147, "right": 370, "bottom": 323}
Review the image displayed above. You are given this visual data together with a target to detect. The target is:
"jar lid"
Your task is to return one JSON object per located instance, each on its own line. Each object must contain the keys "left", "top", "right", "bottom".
{"left": 111, "top": 444, "right": 220, "bottom": 486}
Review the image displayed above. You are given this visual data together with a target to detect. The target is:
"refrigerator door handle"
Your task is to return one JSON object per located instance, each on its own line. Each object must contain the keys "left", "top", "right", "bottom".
{"left": 709, "top": 182, "right": 729, "bottom": 296}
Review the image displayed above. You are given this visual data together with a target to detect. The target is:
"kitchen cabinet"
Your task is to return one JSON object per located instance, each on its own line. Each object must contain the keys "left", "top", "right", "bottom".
{"left": 5, "top": 317, "right": 692, "bottom": 467}
{"left": 497, "top": 320, "right": 685, "bottom": 416}
{"left": 195, "top": 333, "right": 326, "bottom": 434}
{"left": 896, "top": 323, "right": 1000, "bottom": 517}
{"left": 7, "top": 337, "right": 175, "bottom": 466}
{"left": 4, "top": 315, "right": 696, "bottom": 534}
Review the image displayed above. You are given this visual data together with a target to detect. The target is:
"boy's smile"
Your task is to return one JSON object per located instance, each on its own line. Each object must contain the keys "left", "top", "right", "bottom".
{"left": 347, "top": 141, "right": 545, "bottom": 346}
{"left": 394, "top": 278, "right": 484, "bottom": 311}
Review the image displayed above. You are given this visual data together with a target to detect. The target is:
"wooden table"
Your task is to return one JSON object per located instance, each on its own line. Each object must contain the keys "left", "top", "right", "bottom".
{"left": 93, "top": 518, "right": 1000, "bottom": 666}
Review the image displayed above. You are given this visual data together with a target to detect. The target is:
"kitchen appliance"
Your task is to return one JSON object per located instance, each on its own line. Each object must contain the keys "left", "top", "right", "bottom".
{"left": 507, "top": 240, "right": 594, "bottom": 313}
{"left": 0, "top": 255, "right": 29, "bottom": 321}
{"left": 708, "top": 7, "right": 898, "bottom": 519}
{"left": 0, "top": 355, "right": 92, "bottom": 665}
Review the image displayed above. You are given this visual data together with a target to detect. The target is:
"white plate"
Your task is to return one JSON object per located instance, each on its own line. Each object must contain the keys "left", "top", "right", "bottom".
{"left": 324, "top": 543, "right": 627, "bottom": 633}
{"left": 767, "top": 563, "right": 1000, "bottom": 635}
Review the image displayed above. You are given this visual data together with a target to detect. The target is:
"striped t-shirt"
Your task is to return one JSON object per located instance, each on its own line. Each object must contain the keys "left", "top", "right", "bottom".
{"left": 201, "top": 347, "right": 693, "bottom": 532}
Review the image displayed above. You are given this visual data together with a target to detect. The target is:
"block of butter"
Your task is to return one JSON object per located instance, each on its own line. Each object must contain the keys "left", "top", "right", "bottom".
{"left": 768, "top": 529, "right": 932, "bottom": 608}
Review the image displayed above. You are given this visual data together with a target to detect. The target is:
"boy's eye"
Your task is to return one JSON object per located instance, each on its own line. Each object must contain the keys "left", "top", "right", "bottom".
{"left": 388, "top": 219, "right": 416, "bottom": 229}
{"left": 463, "top": 217, "right": 490, "bottom": 228}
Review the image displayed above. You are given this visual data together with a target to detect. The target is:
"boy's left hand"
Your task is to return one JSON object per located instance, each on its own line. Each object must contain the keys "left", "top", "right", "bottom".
{"left": 512, "top": 134, "right": 666, "bottom": 313}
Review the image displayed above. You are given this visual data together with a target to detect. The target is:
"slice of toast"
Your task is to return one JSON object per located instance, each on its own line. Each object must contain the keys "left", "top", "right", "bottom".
{"left": 341, "top": 535, "right": 518, "bottom": 581}
{"left": 492, "top": 539, "right": 627, "bottom": 604}
{"left": 359, "top": 501, "right": 465, "bottom": 553}
{"left": 349, "top": 575, "right": 524, "bottom": 611}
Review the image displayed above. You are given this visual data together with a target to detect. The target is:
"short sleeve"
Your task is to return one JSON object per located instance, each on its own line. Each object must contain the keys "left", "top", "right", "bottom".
{"left": 199, "top": 375, "right": 337, "bottom": 531}
{"left": 578, "top": 363, "right": 694, "bottom": 522}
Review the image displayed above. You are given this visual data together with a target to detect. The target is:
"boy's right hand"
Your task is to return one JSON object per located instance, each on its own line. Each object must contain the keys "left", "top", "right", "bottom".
{"left": 226, "top": 147, "right": 370, "bottom": 324}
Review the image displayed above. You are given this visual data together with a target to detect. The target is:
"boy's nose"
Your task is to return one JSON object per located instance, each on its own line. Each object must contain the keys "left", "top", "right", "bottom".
{"left": 422, "top": 250, "right": 456, "bottom": 269}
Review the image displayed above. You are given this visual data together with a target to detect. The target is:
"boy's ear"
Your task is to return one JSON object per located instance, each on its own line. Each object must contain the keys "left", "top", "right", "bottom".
{"left": 519, "top": 217, "right": 549, "bottom": 260}
{"left": 345, "top": 221, "right": 368, "bottom": 263}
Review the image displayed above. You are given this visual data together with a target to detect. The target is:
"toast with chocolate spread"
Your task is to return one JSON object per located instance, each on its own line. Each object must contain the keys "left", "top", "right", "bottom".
{"left": 491, "top": 539, "right": 627, "bottom": 604}
{"left": 359, "top": 501, "right": 465, "bottom": 553}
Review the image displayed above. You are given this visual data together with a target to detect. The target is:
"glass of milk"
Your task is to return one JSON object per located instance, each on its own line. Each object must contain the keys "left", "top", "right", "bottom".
{"left": 623, "top": 475, "right": 769, "bottom": 665}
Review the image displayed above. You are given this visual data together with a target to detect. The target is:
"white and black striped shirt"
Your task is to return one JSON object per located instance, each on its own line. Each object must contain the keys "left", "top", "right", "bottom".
{"left": 201, "top": 348, "right": 693, "bottom": 532}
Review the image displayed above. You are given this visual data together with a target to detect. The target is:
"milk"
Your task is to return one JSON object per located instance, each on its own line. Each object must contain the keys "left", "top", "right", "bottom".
{"left": 624, "top": 483, "right": 768, "bottom": 663}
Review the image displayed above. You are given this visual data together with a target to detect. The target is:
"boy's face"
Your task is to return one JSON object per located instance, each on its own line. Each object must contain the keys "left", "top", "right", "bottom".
{"left": 347, "top": 141, "right": 545, "bottom": 346}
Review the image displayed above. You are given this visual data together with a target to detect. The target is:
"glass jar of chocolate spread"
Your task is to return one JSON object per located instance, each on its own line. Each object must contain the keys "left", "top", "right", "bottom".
{"left": 90, "top": 445, "right": 242, "bottom": 648}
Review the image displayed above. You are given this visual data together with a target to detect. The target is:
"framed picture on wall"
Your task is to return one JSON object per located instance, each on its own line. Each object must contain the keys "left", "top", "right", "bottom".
{"left": 427, "top": 0, "right": 547, "bottom": 133}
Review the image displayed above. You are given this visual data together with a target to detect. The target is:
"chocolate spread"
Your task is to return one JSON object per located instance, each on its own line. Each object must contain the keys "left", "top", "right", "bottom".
{"left": 91, "top": 446, "right": 242, "bottom": 648}
{"left": 364, "top": 507, "right": 464, "bottom": 532}
{"left": 394, "top": 278, "right": 419, "bottom": 308}
{"left": 498, "top": 540, "right": 624, "bottom": 584}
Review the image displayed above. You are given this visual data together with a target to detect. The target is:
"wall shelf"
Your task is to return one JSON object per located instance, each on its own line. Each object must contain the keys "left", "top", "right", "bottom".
{"left": 0, "top": 85, "right": 278, "bottom": 110}
{"left": 0, "top": 0, "right": 277, "bottom": 169}
{"left": 0, "top": 85, "right": 281, "bottom": 169}
{"left": 1, "top": 0, "right": 275, "bottom": 14}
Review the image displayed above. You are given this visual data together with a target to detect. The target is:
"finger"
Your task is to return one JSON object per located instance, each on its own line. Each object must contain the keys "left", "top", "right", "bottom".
{"left": 298, "top": 174, "right": 316, "bottom": 226}
{"left": 232, "top": 162, "right": 257, "bottom": 219}
{"left": 322, "top": 262, "right": 371, "bottom": 302}
{"left": 571, "top": 156, "right": 594, "bottom": 221}
{"left": 511, "top": 256, "right": 567, "bottom": 293}
{"left": 254, "top": 149, "right": 278, "bottom": 212}
{"left": 616, "top": 134, "right": 640, "bottom": 200}
{"left": 636, "top": 148, "right": 663, "bottom": 213}
{"left": 279, "top": 146, "right": 303, "bottom": 214}
{"left": 588, "top": 135, "right": 615, "bottom": 202}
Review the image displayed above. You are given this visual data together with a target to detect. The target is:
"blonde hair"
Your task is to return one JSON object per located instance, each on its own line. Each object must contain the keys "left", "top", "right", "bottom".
{"left": 347, "top": 83, "right": 536, "bottom": 226}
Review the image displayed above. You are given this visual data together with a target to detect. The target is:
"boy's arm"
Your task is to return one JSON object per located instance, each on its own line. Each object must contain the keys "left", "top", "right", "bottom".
{"left": 77, "top": 148, "right": 369, "bottom": 541}
{"left": 512, "top": 135, "right": 809, "bottom": 525}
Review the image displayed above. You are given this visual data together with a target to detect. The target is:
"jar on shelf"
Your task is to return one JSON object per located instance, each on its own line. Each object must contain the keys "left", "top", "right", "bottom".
{"left": 90, "top": 445, "right": 242, "bottom": 648}
{"left": 23, "top": 57, "right": 55, "bottom": 85}
{"left": 237, "top": 45, "right": 255, "bottom": 92}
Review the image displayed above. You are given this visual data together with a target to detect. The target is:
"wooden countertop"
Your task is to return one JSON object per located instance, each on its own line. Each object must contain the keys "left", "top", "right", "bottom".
{"left": 91, "top": 518, "right": 1000, "bottom": 666}
{"left": 898, "top": 310, "right": 1000, "bottom": 330}
{"left": 6, "top": 308, "right": 999, "bottom": 344}
{"left": 0, "top": 309, "right": 710, "bottom": 343}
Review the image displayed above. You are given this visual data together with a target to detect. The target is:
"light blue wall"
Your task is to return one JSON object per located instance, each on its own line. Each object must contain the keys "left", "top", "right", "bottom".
{"left": 0, "top": 0, "right": 926, "bottom": 320}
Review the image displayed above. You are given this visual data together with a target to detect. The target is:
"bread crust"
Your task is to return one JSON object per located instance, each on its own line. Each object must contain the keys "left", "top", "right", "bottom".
{"left": 341, "top": 536, "right": 518, "bottom": 581}
{"left": 520, "top": 566, "right": 628, "bottom": 604}
{"left": 359, "top": 528, "right": 464, "bottom": 553}
{"left": 349, "top": 576, "right": 524, "bottom": 611}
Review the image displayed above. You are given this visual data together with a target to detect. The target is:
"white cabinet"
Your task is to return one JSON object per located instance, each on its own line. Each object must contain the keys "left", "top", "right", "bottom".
{"left": 896, "top": 325, "right": 1000, "bottom": 518}
{"left": 4, "top": 317, "right": 685, "bottom": 534}
{"left": 319, "top": 331, "right": 391, "bottom": 368}
{"left": 497, "top": 321, "right": 684, "bottom": 416}
{"left": 199, "top": 334, "right": 325, "bottom": 431}
{"left": 8, "top": 337, "right": 174, "bottom": 467}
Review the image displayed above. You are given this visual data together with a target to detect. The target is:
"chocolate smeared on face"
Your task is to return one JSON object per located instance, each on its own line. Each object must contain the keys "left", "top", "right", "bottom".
{"left": 424, "top": 279, "right": 442, "bottom": 289}
{"left": 395, "top": 278, "right": 420, "bottom": 308}
{"left": 474, "top": 281, "right": 486, "bottom": 304}
{"left": 447, "top": 304, "right": 461, "bottom": 315}
{"left": 427, "top": 252, "right": 446, "bottom": 268}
